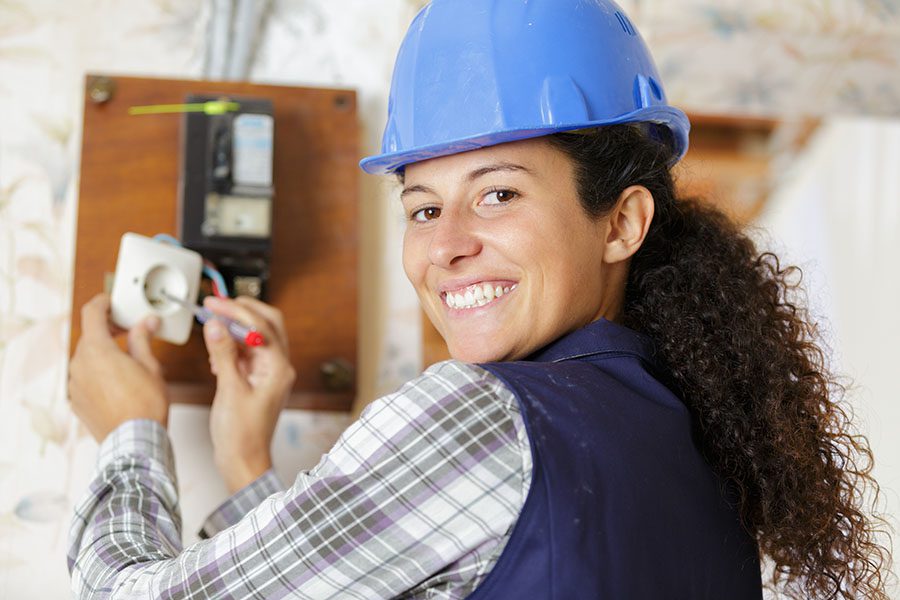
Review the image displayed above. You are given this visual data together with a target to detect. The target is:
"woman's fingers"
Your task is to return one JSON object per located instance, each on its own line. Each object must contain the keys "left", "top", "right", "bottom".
{"left": 202, "top": 296, "right": 295, "bottom": 397}
{"left": 203, "top": 296, "right": 287, "bottom": 352}
{"left": 127, "top": 315, "right": 162, "bottom": 377}
{"left": 80, "top": 293, "right": 118, "bottom": 346}
{"left": 234, "top": 297, "right": 289, "bottom": 349}
{"left": 202, "top": 318, "right": 244, "bottom": 387}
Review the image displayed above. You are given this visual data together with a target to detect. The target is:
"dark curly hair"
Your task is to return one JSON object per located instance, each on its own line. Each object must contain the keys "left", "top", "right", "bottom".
{"left": 548, "top": 125, "right": 893, "bottom": 599}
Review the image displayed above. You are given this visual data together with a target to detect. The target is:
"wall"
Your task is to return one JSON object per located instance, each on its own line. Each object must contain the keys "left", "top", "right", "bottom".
{"left": 0, "top": 1, "right": 897, "bottom": 597}
{"left": 756, "top": 118, "right": 900, "bottom": 596}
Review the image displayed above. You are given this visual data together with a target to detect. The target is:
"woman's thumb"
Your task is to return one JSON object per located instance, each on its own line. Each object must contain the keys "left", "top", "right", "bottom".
{"left": 203, "top": 320, "right": 240, "bottom": 382}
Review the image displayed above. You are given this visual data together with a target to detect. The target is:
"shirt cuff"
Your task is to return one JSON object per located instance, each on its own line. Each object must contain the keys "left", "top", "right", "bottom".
{"left": 97, "top": 419, "right": 175, "bottom": 478}
{"left": 198, "top": 469, "right": 284, "bottom": 539}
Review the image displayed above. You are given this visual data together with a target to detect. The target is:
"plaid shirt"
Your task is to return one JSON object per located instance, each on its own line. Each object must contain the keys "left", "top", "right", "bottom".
{"left": 68, "top": 360, "right": 532, "bottom": 599}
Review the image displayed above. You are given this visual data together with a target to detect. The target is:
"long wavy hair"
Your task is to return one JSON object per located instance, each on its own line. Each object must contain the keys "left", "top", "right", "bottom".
{"left": 548, "top": 125, "right": 892, "bottom": 599}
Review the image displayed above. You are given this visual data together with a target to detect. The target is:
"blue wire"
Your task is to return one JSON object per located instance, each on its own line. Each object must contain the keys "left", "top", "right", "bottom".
{"left": 153, "top": 233, "right": 230, "bottom": 297}
{"left": 204, "top": 266, "right": 229, "bottom": 297}
{"left": 153, "top": 233, "right": 181, "bottom": 246}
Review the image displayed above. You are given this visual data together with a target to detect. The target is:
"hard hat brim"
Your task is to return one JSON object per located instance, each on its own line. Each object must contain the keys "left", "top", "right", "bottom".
{"left": 359, "top": 106, "right": 690, "bottom": 175}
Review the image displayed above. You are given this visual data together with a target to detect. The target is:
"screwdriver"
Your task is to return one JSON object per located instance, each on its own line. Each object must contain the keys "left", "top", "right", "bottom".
{"left": 162, "top": 291, "right": 265, "bottom": 347}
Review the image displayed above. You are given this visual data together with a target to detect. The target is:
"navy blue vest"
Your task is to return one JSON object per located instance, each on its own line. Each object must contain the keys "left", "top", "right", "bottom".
{"left": 468, "top": 319, "right": 762, "bottom": 599}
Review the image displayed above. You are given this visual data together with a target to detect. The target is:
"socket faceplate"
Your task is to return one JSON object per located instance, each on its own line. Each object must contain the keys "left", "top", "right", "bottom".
{"left": 110, "top": 233, "right": 202, "bottom": 345}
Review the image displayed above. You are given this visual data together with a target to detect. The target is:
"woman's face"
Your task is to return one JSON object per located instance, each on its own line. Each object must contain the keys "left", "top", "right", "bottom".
{"left": 401, "top": 138, "right": 619, "bottom": 363}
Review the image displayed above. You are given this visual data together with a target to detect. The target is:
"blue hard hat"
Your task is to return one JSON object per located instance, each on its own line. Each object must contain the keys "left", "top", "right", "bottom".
{"left": 360, "top": 0, "right": 690, "bottom": 175}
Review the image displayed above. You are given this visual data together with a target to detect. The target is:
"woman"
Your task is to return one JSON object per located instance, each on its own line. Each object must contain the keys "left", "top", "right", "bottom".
{"left": 67, "top": 0, "right": 891, "bottom": 598}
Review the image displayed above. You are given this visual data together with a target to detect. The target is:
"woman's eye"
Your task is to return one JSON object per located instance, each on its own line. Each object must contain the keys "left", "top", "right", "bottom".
{"left": 482, "top": 189, "right": 518, "bottom": 205}
{"left": 411, "top": 206, "right": 441, "bottom": 222}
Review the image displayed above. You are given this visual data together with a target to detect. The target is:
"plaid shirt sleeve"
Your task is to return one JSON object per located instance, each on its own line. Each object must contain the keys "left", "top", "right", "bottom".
{"left": 198, "top": 470, "right": 284, "bottom": 539}
{"left": 67, "top": 360, "right": 532, "bottom": 599}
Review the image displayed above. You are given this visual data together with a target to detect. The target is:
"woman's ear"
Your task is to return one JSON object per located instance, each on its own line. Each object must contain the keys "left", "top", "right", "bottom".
{"left": 603, "top": 185, "right": 655, "bottom": 264}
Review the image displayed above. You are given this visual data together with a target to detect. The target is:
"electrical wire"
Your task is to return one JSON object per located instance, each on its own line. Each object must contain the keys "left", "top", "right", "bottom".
{"left": 203, "top": 259, "right": 229, "bottom": 298}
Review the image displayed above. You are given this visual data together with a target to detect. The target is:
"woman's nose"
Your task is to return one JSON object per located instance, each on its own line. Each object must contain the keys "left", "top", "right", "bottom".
{"left": 427, "top": 211, "right": 482, "bottom": 268}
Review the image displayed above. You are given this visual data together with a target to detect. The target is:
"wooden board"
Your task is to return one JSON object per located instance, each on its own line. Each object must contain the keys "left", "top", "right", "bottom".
{"left": 72, "top": 74, "right": 358, "bottom": 411}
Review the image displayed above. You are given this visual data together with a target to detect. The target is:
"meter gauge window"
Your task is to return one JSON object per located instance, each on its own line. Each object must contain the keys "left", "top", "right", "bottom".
{"left": 203, "top": 193, "right": 272, "bottom": 239}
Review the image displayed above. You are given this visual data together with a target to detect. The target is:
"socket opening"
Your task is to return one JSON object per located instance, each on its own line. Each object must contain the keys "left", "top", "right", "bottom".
{"left": 143, "top": 264, "right": 188, "bottom": 315}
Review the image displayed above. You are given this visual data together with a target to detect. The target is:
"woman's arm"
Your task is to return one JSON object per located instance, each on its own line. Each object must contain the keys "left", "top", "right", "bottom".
{"left": 67, "top": 360, "right": 531, "bottom": 599}
{"left": 67, "top": 419, "right": 181, "bottom": 596}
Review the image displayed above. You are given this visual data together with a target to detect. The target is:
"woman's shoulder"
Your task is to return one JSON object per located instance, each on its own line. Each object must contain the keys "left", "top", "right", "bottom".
{"left": 343, "top": 360, "right": 529, "bottom": 470}
{"left": 369, "top": 359, "right": 520, "bottom": 418}
{"left": 326, "top": 359, "right": 531, "bottom": 489}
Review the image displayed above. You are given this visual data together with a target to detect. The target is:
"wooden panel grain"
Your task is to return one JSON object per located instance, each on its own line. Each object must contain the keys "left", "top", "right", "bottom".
{"left": 72, "top": 75, "right": 358, "bottom": 411}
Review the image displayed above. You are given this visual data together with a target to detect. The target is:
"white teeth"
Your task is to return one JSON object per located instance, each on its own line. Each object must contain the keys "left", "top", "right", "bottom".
{"left": 445, "top": 282, "right": 516, "bottom": 310}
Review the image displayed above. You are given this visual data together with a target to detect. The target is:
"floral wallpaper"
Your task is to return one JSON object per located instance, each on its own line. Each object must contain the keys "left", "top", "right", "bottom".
{"left": 634, "top": 0, "right": 900, "bottom": 117}
{"left": 0, "top": 2, "right": 207, "bottom": 597}
{"left": 1, "top": 0, "right": 899, "bottom": 597}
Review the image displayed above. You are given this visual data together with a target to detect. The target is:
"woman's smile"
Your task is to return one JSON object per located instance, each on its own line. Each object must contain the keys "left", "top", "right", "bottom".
{"left": 441, "top": 280, "right": 518, "bottom": 310}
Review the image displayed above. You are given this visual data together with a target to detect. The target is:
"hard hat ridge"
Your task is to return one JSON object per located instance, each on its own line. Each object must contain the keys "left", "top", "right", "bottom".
{"left": 360, "top": 0, "right": 690, "bottom": 175}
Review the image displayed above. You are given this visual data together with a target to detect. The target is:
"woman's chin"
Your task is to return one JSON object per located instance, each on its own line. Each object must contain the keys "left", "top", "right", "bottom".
{"left": 446, "top": 339, "right": 510, "bottom": 364}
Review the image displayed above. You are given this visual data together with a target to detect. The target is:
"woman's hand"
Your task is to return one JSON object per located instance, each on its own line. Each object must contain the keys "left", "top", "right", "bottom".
{"left": 68, "top": 293, "right": 169, "bottom": 442}
{"left": 202, "top": 296, "right": 295, "bottom": 493}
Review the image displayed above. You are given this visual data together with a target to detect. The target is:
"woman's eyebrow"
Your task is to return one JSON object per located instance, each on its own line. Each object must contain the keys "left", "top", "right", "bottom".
{"left": 466, "top": 162, "right": 533, "bottom": 181}
{"left": 400, "top": 162, "right": 534, "bottom": 198}
{"left": 400, "top": 184, "right": 434, "bottom": 199}
{"left": 401, "top": 162, "right": 533, "bottom": 199}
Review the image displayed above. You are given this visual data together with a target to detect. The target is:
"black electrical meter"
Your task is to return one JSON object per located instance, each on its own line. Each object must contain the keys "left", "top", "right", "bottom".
{"left": 178, "top": 94, "right": 274, "bottom": 299}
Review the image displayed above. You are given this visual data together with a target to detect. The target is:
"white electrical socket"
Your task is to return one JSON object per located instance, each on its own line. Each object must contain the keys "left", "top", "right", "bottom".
{"left": 110, "top": 232, "right": 203, "bottom": 345}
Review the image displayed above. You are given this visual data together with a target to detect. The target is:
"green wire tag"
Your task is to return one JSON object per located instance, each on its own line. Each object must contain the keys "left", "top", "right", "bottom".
{"left": 128, "top": 101, "right": 241, "bottom": 116}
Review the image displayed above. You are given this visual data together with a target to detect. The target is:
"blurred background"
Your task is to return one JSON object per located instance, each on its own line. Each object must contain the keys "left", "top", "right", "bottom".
{"left": 0, "top": 0, "right": 897, "bottom": 597}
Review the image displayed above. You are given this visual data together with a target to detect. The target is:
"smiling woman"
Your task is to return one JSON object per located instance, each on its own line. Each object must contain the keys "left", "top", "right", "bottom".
{"left": 66, "top": 0, "right": 892, "bottom": 598}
